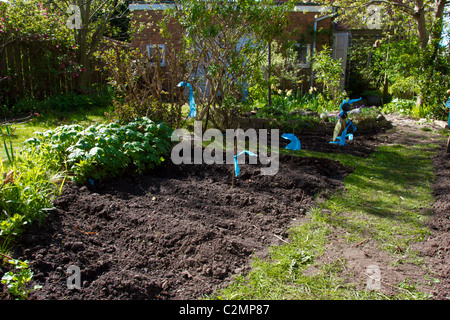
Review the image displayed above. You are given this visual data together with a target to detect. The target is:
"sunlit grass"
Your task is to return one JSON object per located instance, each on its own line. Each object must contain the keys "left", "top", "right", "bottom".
{"left": 211, "top": 141, "right": 439, "bottom": 300}
{"left": 0, "top": 106, "right": 112, "bottom": 166}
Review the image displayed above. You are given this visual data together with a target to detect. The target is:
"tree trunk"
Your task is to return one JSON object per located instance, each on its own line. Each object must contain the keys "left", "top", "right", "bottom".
{"left": 429, "top": 0, "right": 447, "bottom": 61}
{"left": 75, "top": 0, "right": 91, "bottom": 90}
{"left": 413, "top": 0, "right": 428, "bottom": 50}
{"left": 412, "top": 1, "right": 426, "bottom": 109}
{"left": 268, "top": 41, "right": 272, "bottom": 107}
{"left": 412, "top": 0, "right": 447, "bottom": 109}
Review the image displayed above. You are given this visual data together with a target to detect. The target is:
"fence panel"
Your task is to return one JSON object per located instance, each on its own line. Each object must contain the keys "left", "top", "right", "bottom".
{"left": 0, "top": 39, "right": 107, "bottom": 109}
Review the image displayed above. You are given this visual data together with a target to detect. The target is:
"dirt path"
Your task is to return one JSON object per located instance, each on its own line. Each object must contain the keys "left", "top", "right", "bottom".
{"left": 306, "top": 114, "right": 450, "bottom": 299}
{"left": 375, "top": 114, "right": 450, "bottom": 299}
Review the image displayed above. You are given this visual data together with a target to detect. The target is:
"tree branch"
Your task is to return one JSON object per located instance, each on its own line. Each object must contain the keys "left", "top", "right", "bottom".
{"left": 363, "top": 0, "right": 416, "bottom": 14}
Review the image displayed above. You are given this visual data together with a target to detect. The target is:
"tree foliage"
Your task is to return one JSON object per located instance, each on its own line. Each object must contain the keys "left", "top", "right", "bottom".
{"left": 324, "top": 0, "right": 450, "bottom": 112}
{"left": 1, "top": 0, "right": 130, "bottom": 91}
{"left": 0, "top": 0, "right": 72, "bottom": 50}
{"left": 163, "top": 0, "right": 295, "bottom": 130}
{"left": 312, "top": 45, "right": 345, "bottom": 104}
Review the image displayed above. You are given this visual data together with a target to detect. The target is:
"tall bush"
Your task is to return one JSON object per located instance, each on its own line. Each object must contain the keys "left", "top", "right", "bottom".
{"left": 312, "top": 46, "right": 345, "bottom": 104}
{"left": 0, "top": 145, "right": 63, "bottom": 239}
{"left": 99, "top": 40, "right": 188, "bottom": 128}
{"left": 163, "top": 0, "right": 294, "bottom": 130}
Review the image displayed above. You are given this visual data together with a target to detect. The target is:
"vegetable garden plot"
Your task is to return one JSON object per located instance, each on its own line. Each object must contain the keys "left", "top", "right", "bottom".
{"left": 7, "top": 154, "right": 352, "bottom": 300}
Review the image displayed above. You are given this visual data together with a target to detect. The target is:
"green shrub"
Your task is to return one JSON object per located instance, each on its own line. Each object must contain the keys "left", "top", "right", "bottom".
{"left": 382, "top": 98, "right": 436, "bottom": 120}
{"left": 0, "top": 87, "right": 115, "bottom": 118}
{"left": 389, "top": 76, "right": 419, "bottom": 100}
{"left": 1, "top": 259, "right": 41, "bottom": 300}
{"left": 382, "top": 99, "right": 415, "bottom": 116}
{"left": 312, "top": 46, "right": 345, "bottom": 104}
{"left": 0, "top": 144, "right": 63, "bottom": 238}
{"left": 25, "top": 117, "right": 173, "bottom": 184}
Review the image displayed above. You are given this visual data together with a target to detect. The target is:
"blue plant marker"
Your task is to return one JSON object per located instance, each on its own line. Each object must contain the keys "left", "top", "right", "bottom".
{"left": 282, "top": 133, "right": 301, "bottom": 151}
{"left": 338, "top": 97, "right": 362, "bottom": 118}
{"left": 330, "top": 120, "right": 357, "bottom": 146}
{"left": 347, "top": 120, "right": 357, "bottom": 133}
{"left": 177, "top": 81, "right": 196, "bottom": 118}
{"left": 234, "top": 151, "right": 258, "bottom": 177}
{"left": 333, "top": 97, "right": 362, "bottom": 142}
{"left": 446, "top": 98, "right": 450, "bottom": 127}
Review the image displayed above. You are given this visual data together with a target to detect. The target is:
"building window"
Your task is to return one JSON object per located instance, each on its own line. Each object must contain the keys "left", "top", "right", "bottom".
{"left": 146, "top": 44, "right": 165, "bottom": 67}
{"left": 293, "top": 43, "right": 311, "bottom": 68}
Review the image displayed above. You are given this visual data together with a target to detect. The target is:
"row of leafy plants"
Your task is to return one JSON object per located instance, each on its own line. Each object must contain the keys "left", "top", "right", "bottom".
{"left": 0, "top": 117, "right": 173, "bottom": 299}
{"left": 1, "top": 117, "right": 173, "bottom": 238}
{"left": 0, "top": 86, "right": 115, "bottom": 118}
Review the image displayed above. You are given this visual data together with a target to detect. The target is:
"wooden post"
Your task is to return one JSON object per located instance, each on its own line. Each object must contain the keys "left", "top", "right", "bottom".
{"left": 232, "top": 122, "right": 239, "bottom": 188}
{"left": 268, "top": 41, "right": 272, "bottom": 107}
{"left": 291, "top": 128, "right": 294, "bottom": 164}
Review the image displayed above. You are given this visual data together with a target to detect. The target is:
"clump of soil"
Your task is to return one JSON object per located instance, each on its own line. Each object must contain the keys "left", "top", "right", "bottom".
{"left": 296, "top": 132, "right": 381, "bottom": 157}
{"left": 417, "top": 146, "right": 450, "bottom": 299}
{"left": 8, "top": 154, "right": 353, "bottom": 300}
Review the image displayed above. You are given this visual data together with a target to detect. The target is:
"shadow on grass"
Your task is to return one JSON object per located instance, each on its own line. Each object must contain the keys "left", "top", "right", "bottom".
{"left": 313, "top": 143, "right": 437, "bottom": 249}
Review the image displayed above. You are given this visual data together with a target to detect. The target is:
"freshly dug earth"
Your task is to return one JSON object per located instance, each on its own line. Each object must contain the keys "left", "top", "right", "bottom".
{"left": 9, "top": 151, "right": 354, "bottom": 300}
{"left": 418, "top": 144, "right": 450, "bottom": 299}
{"left": 303, "top": 119, "right": 450, "bottom": 299}
{"left": 6, "top": 119, "right": 449, "bottom": 300}
{"left": 297, "top": 131, "right": 379, "bottom": 157}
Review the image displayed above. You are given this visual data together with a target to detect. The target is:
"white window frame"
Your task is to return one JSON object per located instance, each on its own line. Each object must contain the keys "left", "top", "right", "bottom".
{"left": 294, "top": 43, "right": 311, "bottom": 68}
{"left": 146, "top": 44, "right": 166, "bottom": 67}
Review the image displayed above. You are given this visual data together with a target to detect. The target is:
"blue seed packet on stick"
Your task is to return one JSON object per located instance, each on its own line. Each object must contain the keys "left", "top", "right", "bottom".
{"left": 282, "top": 133, "right": 301, "bottom": 151}
{"left": 234, "top": 151, "right": 258, "bottom": 177}
{"left": 177, "top": 81, "right": 196, "bottom": 118}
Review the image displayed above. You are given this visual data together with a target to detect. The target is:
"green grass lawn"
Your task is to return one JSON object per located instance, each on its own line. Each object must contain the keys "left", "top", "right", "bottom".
{"left": 211, "top": 141, "right": 439, "bottom": 300}
{"left": 0, "top": 106, "right": 112, "bottom": 166}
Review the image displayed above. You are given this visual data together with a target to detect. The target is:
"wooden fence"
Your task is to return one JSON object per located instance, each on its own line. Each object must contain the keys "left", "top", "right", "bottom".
{"left": 0, "top": 39, "right": 106, "bottom": 107}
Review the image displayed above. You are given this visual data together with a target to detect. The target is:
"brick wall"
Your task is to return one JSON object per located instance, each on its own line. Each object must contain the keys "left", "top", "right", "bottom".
{"left": 285, "top": 12, "right": 332, "bottom": 50}
{"left": 129, "top": 3, "right": 333, "bottom": 91}
{"left": 130, "top": 10, "right": 183, "bottom": 51}
{"left": 130, "top": 5, "right": 332, "bottom": 51}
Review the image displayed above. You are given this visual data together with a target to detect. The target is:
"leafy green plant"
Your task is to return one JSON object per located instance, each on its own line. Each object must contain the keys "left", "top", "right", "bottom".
{"left": 0, "top": 214, "right": 25, "bottom": 238}
{"left": 26, "top": 117, "right": 173, "bottom": 184}
{"left": 1, "top": 258, "right": 41, "bottom": 300}
{"left": 381, "top": 99, "right": 415, "bottom": 117}
{"left": 312, "top": 46, "right": 345, "bottom": 104}
{"left": 0, "top": 125, "right": 14, "bottom": 166}
{"left": 0, "top": 143, "right": 63, "bottom": 238}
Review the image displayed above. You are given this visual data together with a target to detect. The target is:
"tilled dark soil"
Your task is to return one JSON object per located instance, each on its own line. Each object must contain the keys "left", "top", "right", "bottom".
{"left": 3, "top": 120, "right": 448, "bottom": 300}
{"left": 8, "top": 151, "right": 354, "bottom": 300}
{"left": 417, "top": 145, "right": 450, "bottom": 299}
{"left": 297, "top": 131, "right": 380, "bottom": 157}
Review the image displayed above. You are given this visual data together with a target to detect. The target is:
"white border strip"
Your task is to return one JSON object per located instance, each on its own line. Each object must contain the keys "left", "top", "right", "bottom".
{"left": 294, "top": 5, "right": 331, "bottom": 13}
{"left": 129, "top": 3, "right": 331, "bottom": 13}
{"left": 129, "top": 4, "right": 174, "bottom": 11}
